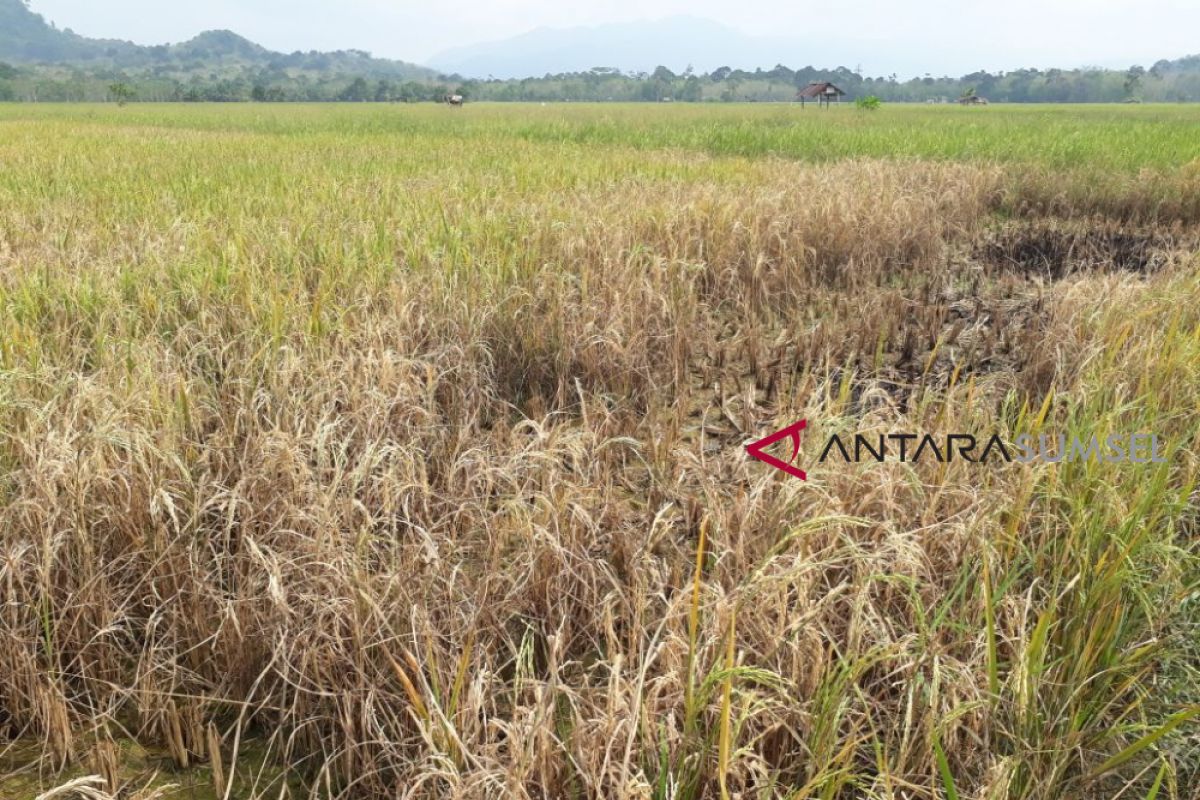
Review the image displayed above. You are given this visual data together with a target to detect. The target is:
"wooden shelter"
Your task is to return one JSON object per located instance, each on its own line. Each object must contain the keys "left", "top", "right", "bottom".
{"left": 796, "top": 81, "right": 845, "bottom": 108}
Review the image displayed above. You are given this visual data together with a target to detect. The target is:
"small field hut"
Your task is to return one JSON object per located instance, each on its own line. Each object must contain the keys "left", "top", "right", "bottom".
{"left": 796, "top": 81, "right": 845, "bottom": 108}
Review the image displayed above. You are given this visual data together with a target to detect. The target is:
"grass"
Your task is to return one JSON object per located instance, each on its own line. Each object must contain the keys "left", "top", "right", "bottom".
{"left": 0, "top": 102, "right": 1198, "bottom": 799}
{"left": 6, "top": 102, "right": 1200, "bottom": 169}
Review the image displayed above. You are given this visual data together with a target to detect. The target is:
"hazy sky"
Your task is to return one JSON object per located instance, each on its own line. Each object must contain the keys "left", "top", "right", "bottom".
{"left": 28, "top": 0, "right": 1200, "bottom": 75}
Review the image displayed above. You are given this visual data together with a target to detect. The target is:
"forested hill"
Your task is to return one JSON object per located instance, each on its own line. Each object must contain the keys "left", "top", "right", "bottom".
{"left": 2, "top": 0, "right": 1200, "bottom": 103}
{"left": 0, "top": 0, "right": 137, "bottom": 61}
{"left": 0, "top": 0, "right": 436, "bottom": 100}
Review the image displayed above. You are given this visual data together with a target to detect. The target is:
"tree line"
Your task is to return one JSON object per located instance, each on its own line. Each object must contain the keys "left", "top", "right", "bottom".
{"left": 3, "top": 58, "right": 1200, "bottom": 104}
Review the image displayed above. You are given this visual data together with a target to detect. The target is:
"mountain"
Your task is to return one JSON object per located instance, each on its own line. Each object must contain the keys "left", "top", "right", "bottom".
{"left": 0, "top": 0, "right": 435, "bottom": 80}
{"left": 172, "top": 30, "right": 270, "bottom": 63}
{"left": 0, "top": 0, "right": 141, "bottom": 62}
{"left": 429, "top": 16, "right": 855, "bottom": 79}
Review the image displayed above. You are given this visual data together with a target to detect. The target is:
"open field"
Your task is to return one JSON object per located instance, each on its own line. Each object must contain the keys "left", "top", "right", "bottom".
{"left": 1, "top": 103, "right": 1199, "bottom": 799}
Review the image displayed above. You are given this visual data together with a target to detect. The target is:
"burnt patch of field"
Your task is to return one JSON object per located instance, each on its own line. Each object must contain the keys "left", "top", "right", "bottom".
{"left": 696, "top": 214, "right": 1199, "bottom": 424}
{"left": 681, "top": 276, "right": 1056, "bottom": 431}
{"left": 876, "top": 284, "right": 1053, "bottom": 408}
{"left": 976, "top": 219, "right": 1179, "bottom": 280}
{"left": 682, "top": 209, "right": 1200, "bottom": 437}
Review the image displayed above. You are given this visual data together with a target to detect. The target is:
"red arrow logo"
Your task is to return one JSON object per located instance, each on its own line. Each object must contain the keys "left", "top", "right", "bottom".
{"left": 746, "top": 419, "right": 808, "bottom": 481}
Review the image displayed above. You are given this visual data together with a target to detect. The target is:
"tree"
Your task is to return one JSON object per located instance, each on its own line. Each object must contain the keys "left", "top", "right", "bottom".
{"left": 457, "top": 79, "right": 479, "bottom": 100}
{"left": 108, "top": 82, "right": 134, "bottom": 105}
{"left": 1124, "top": 65, "right": 1145, "bottom": 100}
{"left": 721, "top": 76, "right": 742, "bottom": 102}
{"left": 338, "top": 77, "right": 370, "bottom": 102}
{"left": 679, "top": 75, "right": 703, "bottom": 102}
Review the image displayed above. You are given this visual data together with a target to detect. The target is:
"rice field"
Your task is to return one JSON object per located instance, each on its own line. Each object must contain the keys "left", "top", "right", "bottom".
{"left": 1, "top": 102, "right": 1199, "bottom": 799}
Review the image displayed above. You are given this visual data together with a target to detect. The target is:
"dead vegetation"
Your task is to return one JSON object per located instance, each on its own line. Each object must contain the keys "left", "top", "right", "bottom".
{"left": 1, "top": 108, "right": 1198, "bottom": 800}
{"left": 976, "top": 219, "right": 1182, "bottom": 280}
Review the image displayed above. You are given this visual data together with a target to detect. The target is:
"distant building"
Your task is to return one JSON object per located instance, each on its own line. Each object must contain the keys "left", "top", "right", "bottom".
{"left": 958, "top": 95, "right": 989, "bottom": 105}
{"left": 796, "top": 81, "right": 845, "bottom": 108}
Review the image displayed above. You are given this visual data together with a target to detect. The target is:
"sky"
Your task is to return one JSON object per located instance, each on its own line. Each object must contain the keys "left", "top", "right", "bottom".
{"left": 27, "top": 0, "right": 1200, "bottom": 77}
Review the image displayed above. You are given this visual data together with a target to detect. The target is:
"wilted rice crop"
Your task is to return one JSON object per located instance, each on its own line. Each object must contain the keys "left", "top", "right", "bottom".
{"left": 0, "top": 102, "right": 1198, "bottom": 799}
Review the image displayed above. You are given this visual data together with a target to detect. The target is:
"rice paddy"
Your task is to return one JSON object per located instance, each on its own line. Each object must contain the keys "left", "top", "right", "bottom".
{"left": 0, "top": 102, "right": 1198, "bottom": 799}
